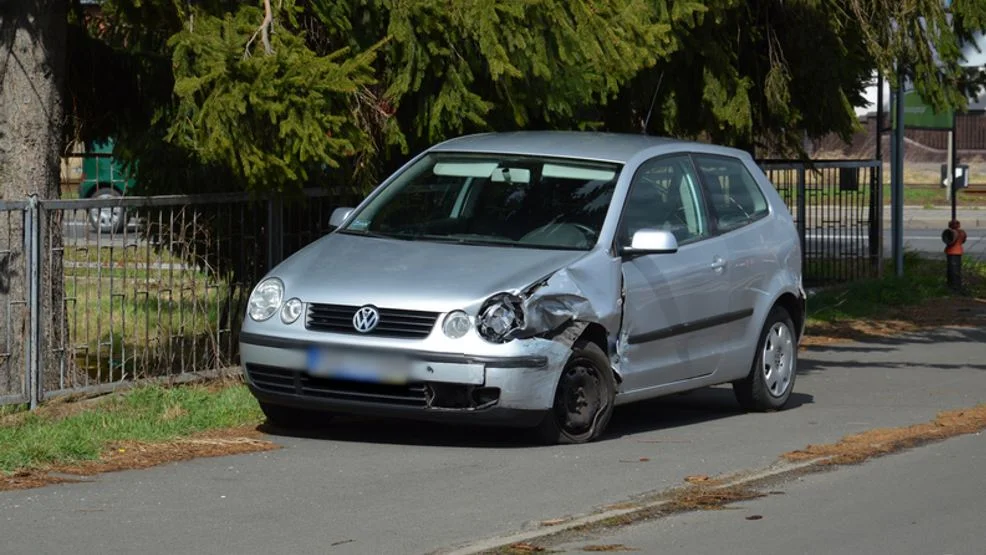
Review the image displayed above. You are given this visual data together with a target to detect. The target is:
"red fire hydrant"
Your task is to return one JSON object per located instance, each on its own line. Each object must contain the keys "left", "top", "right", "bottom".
{"left": 941, "top": 220, "right": 967, "bottom": 291}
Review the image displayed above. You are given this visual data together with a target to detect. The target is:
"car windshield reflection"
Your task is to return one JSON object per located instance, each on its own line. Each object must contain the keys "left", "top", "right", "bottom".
{"left": 339, "top": 153, "right": 623, "bottom": 250}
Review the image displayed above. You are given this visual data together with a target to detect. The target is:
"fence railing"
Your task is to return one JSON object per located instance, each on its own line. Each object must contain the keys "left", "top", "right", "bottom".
{"left": 1, "top": 159, "right": 883, "bottom": 408}
{"left": 759, "top": 159, "right": 883, "bottom": 285}
{"left": 0, "top": 190, "right": 347, "bottom": 408}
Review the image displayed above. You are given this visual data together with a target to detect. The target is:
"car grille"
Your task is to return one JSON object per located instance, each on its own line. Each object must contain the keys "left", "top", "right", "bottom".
{"left": 306, "top": 303, "right": 438, "bottom": 339}
{"left": 246, "top": 364, "right": 428, "bottom": 407}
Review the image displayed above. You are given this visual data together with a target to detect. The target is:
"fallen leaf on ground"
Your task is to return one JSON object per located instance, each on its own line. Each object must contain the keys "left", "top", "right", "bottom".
{"left": 582, "top": 545, "right": 639, "bottom": 552}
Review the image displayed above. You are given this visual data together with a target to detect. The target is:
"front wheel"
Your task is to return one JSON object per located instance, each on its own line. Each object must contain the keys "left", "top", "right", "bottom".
{"left": 733, "top": 305, "right": 798, "bottom": 411}
{"left": 533, "top": 340, "right": 616, "bottom": 445}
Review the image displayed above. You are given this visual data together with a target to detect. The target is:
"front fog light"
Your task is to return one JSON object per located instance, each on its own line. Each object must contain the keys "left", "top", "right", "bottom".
{"left": 281, "top": 298, "right": 304, "bottom": 324}
{"left": 442, "top": 310, "right": 472, "bottom": 339}
{"left": 247, "top": 278, "right": 284, "bottom": 321}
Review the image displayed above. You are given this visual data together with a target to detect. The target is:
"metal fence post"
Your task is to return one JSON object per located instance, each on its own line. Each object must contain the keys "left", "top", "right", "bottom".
{"left": 869, "top": 163, "right": 884, "bottom": 278}
{"left": 267, "top": 196, "right": 284, "bottom": 270}
{"left": 796, "top": 166, "right": 807, "bottom": 274}
{"left": 24, "top": 195, "right": 40, "bottom": 409}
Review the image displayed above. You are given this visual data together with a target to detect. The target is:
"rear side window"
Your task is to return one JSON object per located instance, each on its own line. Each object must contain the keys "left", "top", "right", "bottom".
{"left": 693, "top": 155, "right": 769, "bottom": 232}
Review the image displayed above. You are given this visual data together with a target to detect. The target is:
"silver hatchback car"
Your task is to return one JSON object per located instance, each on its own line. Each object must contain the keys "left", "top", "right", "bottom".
{"left": 240, "top": 131, "right": 805, "bottom": 444}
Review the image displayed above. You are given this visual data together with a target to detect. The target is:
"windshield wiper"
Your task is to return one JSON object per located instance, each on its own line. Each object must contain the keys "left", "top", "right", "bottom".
{"left": 402, "top": 234, "right": 511, "bottom": 247}
{"left": 338, "top": 229, "right": 414, "bottom": 241}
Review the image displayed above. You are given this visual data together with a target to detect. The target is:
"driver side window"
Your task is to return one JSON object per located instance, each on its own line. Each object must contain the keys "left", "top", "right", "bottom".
{"left": 620, "top": 155, "right": 709, "bottom": 246}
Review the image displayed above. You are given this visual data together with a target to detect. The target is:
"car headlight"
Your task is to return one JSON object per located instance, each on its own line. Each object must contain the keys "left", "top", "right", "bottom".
{"left": 280, "top": 298, "right": 304, "bottom": 324}
{"left": 477, "top": 294, "right": 524, "bottom": 343}
{"left": 248, "top": 278, "right": 284, "bottom": 321}
{"left": 442, "top": 310, "right": 472, "bottom": 339}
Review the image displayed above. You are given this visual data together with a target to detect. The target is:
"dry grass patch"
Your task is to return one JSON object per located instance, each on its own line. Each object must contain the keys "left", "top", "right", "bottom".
{"left": 1, "top": 426, "right": 276, "bottom": 491}
{"left": 784, "top": 404, "right": 986, "bottom": 465}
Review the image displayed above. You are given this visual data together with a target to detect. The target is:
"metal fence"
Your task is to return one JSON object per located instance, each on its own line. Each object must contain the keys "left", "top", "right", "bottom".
{"left": 759, "top": 160, "right": 883, "bottom": 285}
{"left": 1, "top": 159, "right": 883, "bottom": 408}
{"left": 0, "top": 190, "right": 346, "bottom": 408}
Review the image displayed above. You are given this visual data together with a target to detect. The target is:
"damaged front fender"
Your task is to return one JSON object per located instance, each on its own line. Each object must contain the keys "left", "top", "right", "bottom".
{"left": 485, "top": 250, "right": 624, "bottom": 352}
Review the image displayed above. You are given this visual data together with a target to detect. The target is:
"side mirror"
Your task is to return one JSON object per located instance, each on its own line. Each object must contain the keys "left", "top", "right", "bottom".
{"left": 328, "top": 207, "right": 355, "bottom": 230}
{"left": 621, "top": 229, "right": 679, "bottom": 257}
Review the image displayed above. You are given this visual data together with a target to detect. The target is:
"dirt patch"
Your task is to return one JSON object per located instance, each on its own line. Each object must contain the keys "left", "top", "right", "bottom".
{"left": 803, "top": 297, "right": 986, "bottom": 346}
{"left": 0, "top": 471, "right": 75, "bottom": 491}
{"left": 783, "top": 404, "right": 986, "bottom": 465}
{"left": 0, "top": 426, "right": 278, "bottom": 492}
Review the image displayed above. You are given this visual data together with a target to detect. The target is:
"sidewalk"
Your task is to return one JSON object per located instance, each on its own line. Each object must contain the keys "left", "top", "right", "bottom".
{"left": 551, "top": 432, "right": 986, "bottom": 554}
{"left": 882, "top": 206, "right": 985, "bottom": 230}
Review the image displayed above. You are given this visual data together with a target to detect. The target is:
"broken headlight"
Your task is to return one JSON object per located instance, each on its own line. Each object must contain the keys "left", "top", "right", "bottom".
{"left": 477, "top": 294, "right": 524, "bottom": 343}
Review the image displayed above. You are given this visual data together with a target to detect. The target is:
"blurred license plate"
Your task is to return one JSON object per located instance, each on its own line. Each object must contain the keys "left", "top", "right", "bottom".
{"left": 306, "top": 347, "right": 410, "bottom": 384}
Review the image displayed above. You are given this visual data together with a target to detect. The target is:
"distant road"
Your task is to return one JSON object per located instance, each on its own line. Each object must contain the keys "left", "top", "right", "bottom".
{"left": 805, "top": 226, "right": 983, "bottom": 260}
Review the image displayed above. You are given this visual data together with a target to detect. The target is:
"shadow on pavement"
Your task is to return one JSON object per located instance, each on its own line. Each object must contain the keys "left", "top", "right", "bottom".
{"left": 799, "top": 326, "right": 986, "bottom": 375}
{"left": 257, "top": 387, "right": 814, "bottom": 448}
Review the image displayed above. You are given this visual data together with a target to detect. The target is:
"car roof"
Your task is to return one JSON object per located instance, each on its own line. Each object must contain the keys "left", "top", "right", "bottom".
{"left": 428, "top": 131, "right": 743, "bottom": 164}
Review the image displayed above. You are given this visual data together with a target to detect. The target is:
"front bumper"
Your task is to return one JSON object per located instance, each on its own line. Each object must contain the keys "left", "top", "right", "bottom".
{"left": 239, "top": 332, "right": 567, "bottom": 426}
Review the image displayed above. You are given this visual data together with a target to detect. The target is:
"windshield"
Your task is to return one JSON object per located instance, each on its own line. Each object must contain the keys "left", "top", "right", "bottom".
{"left": 341, "top": 153, "right": 622, "bottom": 250}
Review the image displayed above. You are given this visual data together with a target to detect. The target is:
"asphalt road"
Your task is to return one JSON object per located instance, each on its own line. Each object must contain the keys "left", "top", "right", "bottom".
{"left": 552, "top": 432, "right": 986, "bottom": 555}
{"left": 2, "top": 326, "right": 985, "bottom": 555}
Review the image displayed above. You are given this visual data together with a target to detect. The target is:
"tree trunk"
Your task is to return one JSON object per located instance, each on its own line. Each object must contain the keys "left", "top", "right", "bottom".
{"left": 0, "top": 0, "right": 69, "bottom": 402}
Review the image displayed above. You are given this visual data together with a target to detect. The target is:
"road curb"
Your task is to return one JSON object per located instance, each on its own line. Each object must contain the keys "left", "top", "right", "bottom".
{"left": 432, "top": 458, "right": 824, "bottom": 555}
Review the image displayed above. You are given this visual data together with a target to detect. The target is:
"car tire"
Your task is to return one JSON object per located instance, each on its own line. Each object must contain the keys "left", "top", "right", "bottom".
{"left": 259, "top": 402, "right": 332, "bottom": 430}
{"left": 533, "top": 340, "right": 616, "bottom": 445}
{"left": 733, "top": 305, "right": 798, "bottom": 411}
{"left": 87, "top": 187, "right": 127, "bottom": 234}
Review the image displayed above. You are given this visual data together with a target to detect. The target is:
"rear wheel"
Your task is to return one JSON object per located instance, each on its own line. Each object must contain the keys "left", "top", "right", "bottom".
{"left": 87, "top": 187, "right": 127, "bottom": 234}
{"left": 259, "top": 402, "right": 332, "bottom": 430}
{"left": 733, "top": 305, "right": 798, "bottom": 411}
{"left": 533, "top": 340, "right": 616, "bottom": 445}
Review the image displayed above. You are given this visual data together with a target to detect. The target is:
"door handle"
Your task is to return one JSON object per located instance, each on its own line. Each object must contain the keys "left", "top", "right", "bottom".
{"left": 710, "top": 256, "right": 727, "bottom": 272}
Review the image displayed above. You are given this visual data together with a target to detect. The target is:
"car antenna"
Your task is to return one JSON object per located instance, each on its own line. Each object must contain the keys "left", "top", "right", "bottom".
{"left": 642, "top": 71, "right": 665, "bottom": 135}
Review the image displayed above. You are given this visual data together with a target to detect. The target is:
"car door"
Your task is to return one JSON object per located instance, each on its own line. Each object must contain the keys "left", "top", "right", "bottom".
{"left": 692, "top": 154, "right": 774, "bottom": 376}
{"left": 618, "top": 155, "right": 732, "bottom": 393}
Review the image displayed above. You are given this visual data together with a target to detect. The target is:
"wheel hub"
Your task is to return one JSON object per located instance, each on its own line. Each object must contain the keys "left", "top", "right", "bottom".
{"left": 763, "top": 321, "right": 795, "bottom": 398}
{"left": 558, "top": 364, "right": 601, "bottom": 434}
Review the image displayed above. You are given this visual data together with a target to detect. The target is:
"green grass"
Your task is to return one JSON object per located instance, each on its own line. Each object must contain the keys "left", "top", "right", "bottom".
{"left": 807, "top": 252, "right": 986, "bottom": 324}
{"left": 64, "top": 276, "right": 239, "bottom": 382}
{"left": 57, "top": 241, "right": 239, "bottom": 380}
{"left": 62, "top": 243, "right": 191, "bottom": 268}
{"left": 0, "top": 382, "right": 262, "bottom": 474}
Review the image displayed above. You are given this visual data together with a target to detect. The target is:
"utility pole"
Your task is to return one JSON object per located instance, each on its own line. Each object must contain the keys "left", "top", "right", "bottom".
{"left": 890, "top": 63, "right": 905, "bottom": 278}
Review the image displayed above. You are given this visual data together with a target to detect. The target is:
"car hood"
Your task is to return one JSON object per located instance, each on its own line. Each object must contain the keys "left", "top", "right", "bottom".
{"left": 271, "top": 233, "right": 591, "bottom": 312}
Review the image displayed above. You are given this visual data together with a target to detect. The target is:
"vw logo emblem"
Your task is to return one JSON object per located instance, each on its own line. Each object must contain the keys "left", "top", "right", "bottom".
{"left": 352, "top": 306, "right": 380, "bottom": 333}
